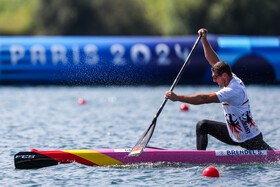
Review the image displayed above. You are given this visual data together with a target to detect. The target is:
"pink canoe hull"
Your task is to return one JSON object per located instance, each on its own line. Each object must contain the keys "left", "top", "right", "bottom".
{"left": 91, "top": 148, "right": 280, "bottom": 165}
{"left": 14, "top": 147, "right": 280, "bottom": 169}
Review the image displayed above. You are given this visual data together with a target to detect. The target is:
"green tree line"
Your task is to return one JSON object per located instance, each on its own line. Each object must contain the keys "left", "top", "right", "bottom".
{"left": 0, "top": 0, "right": 279, "bottom": 36}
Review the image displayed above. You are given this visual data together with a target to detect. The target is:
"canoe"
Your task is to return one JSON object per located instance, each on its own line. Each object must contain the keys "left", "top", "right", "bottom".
{"left": 14, "top": 147, "right": 280, "bottom": 169}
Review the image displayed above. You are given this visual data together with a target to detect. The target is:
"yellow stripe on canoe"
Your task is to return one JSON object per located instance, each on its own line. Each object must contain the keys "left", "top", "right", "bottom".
{"left": 62, "top": 150, "right": 123, "bottom": 166}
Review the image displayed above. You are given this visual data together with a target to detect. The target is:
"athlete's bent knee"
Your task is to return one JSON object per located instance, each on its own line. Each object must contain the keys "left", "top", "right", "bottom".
{"left": 196, "top": 119, "right": 209, "bottom": 131}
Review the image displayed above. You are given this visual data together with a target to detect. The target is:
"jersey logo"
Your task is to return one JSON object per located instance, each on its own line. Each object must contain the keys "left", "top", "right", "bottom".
{"left": 226, "top": 114, "right": 244, "bottom": 140}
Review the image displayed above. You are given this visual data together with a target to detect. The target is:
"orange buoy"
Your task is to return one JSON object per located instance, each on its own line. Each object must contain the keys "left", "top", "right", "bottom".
{"left": 202, "top": 166, "right": 220, "bottom": 177}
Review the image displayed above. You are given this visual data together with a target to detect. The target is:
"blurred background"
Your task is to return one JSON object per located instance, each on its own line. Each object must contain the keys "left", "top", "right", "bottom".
{"left": 0, "top": 0, "right": 280, "bottom": 85}
{"left": 1, "top": 0, "right": 279, "bottom": 36}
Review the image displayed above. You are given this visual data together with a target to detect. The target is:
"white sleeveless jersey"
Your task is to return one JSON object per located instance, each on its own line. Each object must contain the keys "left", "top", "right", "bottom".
{"left": 215, "top": 73, "right": 261, "bottom": 143}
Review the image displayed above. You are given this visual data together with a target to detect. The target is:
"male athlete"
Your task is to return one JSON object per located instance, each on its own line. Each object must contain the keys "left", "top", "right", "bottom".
{"left": 165, "top": 28, "right": 272, "bottom": 150}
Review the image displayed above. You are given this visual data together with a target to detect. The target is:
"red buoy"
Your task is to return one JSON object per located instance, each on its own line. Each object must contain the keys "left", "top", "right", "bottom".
{"left": 202, "top": 166, "right": 220, "bottom": 177}
{"left": 78, "top": 98, "right": 86, "bottom": 105}
{"left": 180, "top": 104, "right": 189, "bottom": 111}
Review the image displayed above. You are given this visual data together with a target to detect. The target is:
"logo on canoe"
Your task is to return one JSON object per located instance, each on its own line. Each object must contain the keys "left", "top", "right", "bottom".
{"left": 15, "top": 155, "right": 36, "bottom": 159}
{"left": 114, "top": 149, "right": 132, "bottom": 152}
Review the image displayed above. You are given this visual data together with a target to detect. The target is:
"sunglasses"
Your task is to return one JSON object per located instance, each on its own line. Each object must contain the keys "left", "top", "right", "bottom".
{"left": 212, "top": 73, "right": 223, "bottom": 80}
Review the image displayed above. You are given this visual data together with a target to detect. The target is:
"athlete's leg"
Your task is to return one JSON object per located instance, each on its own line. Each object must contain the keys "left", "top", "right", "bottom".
{"left": 196, "top": 119, "right": 239, "bottom": 150}
{"left": 240, "top": 133, "right": 273, "bottom": 150}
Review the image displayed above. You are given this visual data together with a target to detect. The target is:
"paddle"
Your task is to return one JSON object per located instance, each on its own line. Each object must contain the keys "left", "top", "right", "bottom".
{"left": 128, "top": 34, "right": 203, "bottom": 156}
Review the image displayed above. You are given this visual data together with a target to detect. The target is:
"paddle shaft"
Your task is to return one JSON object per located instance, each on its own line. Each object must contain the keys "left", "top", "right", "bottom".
{"left": 153, "top": 34, "right": 202, "bottom": 120}
{"left": 129, "top": 34, "right": 202, "bottom": 156}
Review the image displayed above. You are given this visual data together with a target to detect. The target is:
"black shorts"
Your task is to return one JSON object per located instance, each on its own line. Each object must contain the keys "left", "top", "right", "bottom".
{"left": 196, "top": 119, "right": 273, "bottom": 150}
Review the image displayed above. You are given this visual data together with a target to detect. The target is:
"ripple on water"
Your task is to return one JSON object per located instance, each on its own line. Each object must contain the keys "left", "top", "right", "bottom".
{"left": 0, "top": 85, "right": 280, "bottom": 186}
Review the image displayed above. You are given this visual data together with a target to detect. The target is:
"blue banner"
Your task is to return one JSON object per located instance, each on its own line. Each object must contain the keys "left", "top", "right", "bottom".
{"left": 0, "top": 35, "right": 279, "bottom": 84}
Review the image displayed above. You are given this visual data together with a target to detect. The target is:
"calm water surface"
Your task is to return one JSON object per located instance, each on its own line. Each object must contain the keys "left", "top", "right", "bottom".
{"left": 1, "top": 85, "right": 280, "bottom": 186}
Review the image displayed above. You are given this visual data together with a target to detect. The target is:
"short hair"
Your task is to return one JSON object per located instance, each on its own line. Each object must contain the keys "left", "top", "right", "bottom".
{"left": 211, "top": 61, "right": 232, "bottom": 77}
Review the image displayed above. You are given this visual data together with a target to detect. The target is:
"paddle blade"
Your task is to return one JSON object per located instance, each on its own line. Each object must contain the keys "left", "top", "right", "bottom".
{"left": 128, "top": 120, "right": 157, "bottom": 156}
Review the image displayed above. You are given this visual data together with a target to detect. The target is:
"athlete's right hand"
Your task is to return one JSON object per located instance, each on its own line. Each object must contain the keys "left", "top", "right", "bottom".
{"left": 198, "top": 28, "right": 208, "bottom": 37}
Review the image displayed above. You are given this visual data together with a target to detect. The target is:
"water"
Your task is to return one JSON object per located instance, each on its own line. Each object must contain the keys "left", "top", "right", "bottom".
{"left": 1, "top": 85, "right": 280, "bottom": 186}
